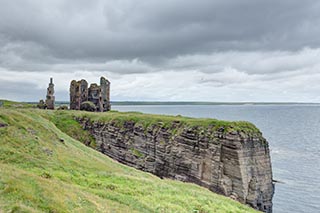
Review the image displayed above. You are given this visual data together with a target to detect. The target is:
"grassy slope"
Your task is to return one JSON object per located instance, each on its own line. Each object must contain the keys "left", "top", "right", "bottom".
{"left": 0, "top": 108, "right": 258, "bottom": 213}
{"left": 0, "top": 99, "right": 34, "bottom": 108}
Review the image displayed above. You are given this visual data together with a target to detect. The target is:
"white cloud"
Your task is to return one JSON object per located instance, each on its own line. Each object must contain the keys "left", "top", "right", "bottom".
{"left": 1, "top": 48, "right": 320, "bottom": 102}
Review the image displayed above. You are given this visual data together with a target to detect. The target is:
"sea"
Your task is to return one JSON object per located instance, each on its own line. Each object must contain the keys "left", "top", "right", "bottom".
{"left": 112, "top": 104, "right": 320, "bottom": 213}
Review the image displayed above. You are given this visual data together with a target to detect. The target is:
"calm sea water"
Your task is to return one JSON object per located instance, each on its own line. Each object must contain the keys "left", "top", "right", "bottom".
{"left": 112, "top": 104, "right": 320, "bottom": 213}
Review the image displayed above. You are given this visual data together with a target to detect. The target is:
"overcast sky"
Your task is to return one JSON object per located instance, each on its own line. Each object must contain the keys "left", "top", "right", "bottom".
{"left": 1, "top": 0, "right": 320, "bottom": 102}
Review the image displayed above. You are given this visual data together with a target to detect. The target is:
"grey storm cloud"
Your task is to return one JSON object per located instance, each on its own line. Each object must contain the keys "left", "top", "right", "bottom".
{"left": 0, "top": 79, "right": 43, "bottom": 100}
{"left": 1, "top": 0, "right": 320, "bottom": 63}
{"left": 1, "top": 0, "right": 320, "bottom": 102}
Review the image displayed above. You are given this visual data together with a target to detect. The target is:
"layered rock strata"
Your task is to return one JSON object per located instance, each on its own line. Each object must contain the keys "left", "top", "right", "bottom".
{"left": 77, "top": 118, "right": 274, "bottom": 212}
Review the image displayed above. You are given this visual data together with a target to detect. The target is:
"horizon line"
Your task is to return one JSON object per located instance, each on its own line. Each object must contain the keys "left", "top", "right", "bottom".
{"left": 23, "top": 100, "right": 320, "bottom": 105}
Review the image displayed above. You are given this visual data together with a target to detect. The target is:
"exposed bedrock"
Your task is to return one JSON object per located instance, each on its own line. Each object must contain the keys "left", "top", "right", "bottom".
{"left": 77, "top": 118, "right": 274, "bottom": 212}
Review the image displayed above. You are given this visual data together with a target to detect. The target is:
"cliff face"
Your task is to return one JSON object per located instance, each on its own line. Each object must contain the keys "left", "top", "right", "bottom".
{"left": 77, "top": 118, "right": 274, "bottom": 212}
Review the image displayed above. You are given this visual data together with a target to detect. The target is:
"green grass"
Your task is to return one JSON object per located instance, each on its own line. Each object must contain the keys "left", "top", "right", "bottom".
{"left": 43, "top": 110, "right": 96, "bottom": 148}
{"left": 0, "top": 108, "right": 258, "bottom": 212}
{"left": 0, "top": 99, "right": 35, "bottom": 108}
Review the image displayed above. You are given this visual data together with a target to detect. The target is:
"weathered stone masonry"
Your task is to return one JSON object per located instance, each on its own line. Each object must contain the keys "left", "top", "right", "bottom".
{"left": 46, "top": 78, "right": 55, "bottom": 109}
{"left": 70, "top": 77, "right": 110, "bottom": 112}
{"left": 77, "top": 118, "right": 274, "bottom": 213}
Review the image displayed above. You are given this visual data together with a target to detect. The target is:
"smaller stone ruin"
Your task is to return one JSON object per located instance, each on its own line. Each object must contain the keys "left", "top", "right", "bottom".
{"left": 37, "top": 99, "right": 46, "bottom": 109}
{"left": 70, "top": 77, "right": 110, "bottom": 112}
{"left": 46, "top": 78, "right": 55, "bottom": 109}
{"left": 38, "top": 78, "right": 55, "bottom": 109}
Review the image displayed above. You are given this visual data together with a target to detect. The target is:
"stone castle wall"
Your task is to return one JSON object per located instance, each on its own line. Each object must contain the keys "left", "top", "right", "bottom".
{"left": 70, "top": 77, "right": 110, "bottom": 112}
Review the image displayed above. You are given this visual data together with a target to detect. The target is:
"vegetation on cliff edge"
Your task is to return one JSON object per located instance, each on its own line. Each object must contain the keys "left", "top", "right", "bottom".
{"left": 48, "top": 109, "right": 261, "bottom": 136}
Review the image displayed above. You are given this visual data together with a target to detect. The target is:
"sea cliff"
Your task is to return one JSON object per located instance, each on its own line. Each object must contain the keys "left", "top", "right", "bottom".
{"left": 73, "top": 112, "right": 274, "bottom": 212}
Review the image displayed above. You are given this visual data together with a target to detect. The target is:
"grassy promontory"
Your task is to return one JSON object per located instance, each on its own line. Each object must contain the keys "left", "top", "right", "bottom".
{"left": 0, "top": 106, "right": 258, "bottom": 212}
{"left": 48, "top": 109, "right": 261, "bottom": 135}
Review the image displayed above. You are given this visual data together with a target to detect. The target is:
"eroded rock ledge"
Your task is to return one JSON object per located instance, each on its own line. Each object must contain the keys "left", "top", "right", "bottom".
{"left": 76, "top": 116, "right": 274, "bottom": 212}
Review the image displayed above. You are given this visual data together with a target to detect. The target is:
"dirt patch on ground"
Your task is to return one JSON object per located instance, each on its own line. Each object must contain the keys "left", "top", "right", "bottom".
{"left": 0, "top": 123, "right": 8, "bottom": 128}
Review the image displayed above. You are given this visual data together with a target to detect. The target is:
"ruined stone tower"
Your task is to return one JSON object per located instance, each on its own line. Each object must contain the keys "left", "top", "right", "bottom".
{"left": 100, "top": 77, "right": 111, "bottom": 111}
{"left": 45, "top": 78, "right": 55, "bottom": 110}
{"left": 70, "top": 77, "right": 110, "bottom": 112}
{"left": 70, "top": 79, "right": 88, "bottom": 110}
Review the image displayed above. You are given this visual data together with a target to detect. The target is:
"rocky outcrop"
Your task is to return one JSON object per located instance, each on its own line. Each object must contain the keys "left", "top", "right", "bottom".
{"left": 77, "top": 118, "right": 274, "bottom": 212}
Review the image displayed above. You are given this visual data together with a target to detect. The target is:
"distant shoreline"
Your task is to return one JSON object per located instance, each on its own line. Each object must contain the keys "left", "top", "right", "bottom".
{"left": 23, "top": 101, "right": 320, "bottom": 106}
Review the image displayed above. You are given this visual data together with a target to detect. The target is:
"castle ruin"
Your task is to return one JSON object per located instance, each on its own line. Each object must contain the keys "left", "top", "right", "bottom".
{"left": 46, "top": 78, "right": 55, "bottom": 109}
{"left": 70, "top": 77, "right": 110, "bottom": 112}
